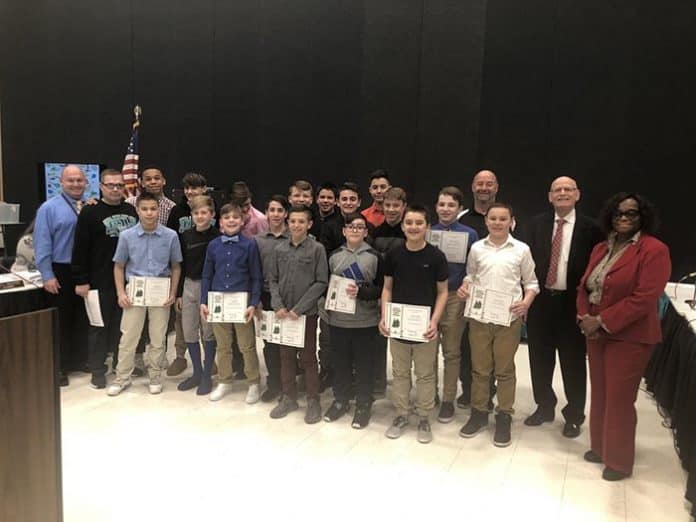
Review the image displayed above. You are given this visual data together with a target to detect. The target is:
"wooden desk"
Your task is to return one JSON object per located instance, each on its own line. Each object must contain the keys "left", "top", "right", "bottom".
{"left": 0, "top": 308, "right": 63, "bottom": 522}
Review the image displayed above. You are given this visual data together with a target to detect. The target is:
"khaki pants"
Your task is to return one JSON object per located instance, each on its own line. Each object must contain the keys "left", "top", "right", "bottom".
{"left": 212, "top": 321, "right": 259, "bottom": 384}
{"left": 437, "top": 292, "right": 466, "bottom": 402}
{"left": 390, "top": 338, "right": 438, "bottom": 417}
{"left": 469, "top": 318, "right": 522, "bottom": 414}
{"left": 115, "top": 305, "right": 171, "bottom": 383}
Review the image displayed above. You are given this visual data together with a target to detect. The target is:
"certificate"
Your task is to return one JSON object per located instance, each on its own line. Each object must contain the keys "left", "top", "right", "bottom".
{"left": 324, "top": 275, "right": 357, "bottom": 314}
{"left": 207, "top": 292, "right": 248, "bottom": 323}
{"left": 255, "top": 311, "right": 307, "bottom": 348}
{"left": 462, "top": 284, "right": 514, "bottom": 326}
{"left": 385, "top": 302, "right": 431, "bottom": 343}
{"left": 426, "top": 230, "right": 469, "bottom": 263}
{"left": 84, "top": 289, "right": 104, "bottom": 327}
{"left": 127, "top": 276, "right": 171, "bottom": 307}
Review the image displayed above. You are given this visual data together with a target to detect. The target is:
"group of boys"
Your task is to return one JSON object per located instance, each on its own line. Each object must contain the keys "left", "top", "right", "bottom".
{"left": 63, "top": 165, "right": 548, "bottom": 446}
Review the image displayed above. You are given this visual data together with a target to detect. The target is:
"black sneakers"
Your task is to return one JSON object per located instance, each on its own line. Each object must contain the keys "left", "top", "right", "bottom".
{"left": 89, "top": 374, "right": 106, "bottom": 390}
{"left": 437, "top": 401, "right": 455, "bottom": 423}
{"left": 456, "top": 393, "right": 470, "bottom": 409}
{"left": 323, "top": 400, "right": 350, "bottom": 422}
{"left": 459, "top": 409, "right": 489, "bottom": 438}
{"left": 493, "top": 412, "right": 512, "bottom": 447}
{"left": 351, "top": 406, "right": 371, "bottom": 429}
{"left": 261, "top": 387, "right": 281, "bottom": 403}
{"left": 305, "top": 398, "right": 322, "bottom": 424}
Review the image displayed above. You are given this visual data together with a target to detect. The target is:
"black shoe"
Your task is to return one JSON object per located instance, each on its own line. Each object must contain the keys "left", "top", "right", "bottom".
{"left": 459, "top": 409, "right": 489, "bottom": 438}
{"left": 323, "top": 400, "right": 350, "bottom": 422}
{"left": 59, "top": 372, "right": 69, "bottom": 387}
{"left": 234, "top": 370, "right": 248, "bottom": 381}
{"left": 196, "top": 378, "right": 213, "bottom": 395}
{"left": 494, "top": 412, "right": 512, "bottom": 447}
{"left": 305, "top": 398, "right": 322, "bottom": 424}
{"left": 456, "top": 393, "right": 470, "bottom": 409}
{"left": 437, "top": 401, "right": 455, "bottom": 423}
{"left": 351, "top": 405, "right": 371, "bottom": 429}
{"left": 602, "top": 467, "right": 630, "bottom": 481}
{"left": 131, "top": 366, "right": 145, "bottom": 378}
{"left": 261, "top": 387, "right": 281, "bottom": 403}
{"left": 89, "top": 374, "right": 106, "bottom": 389}
{"left": 562, "top": 422, "right": 581, "bottom": 438}
{"left": 177, "top": 376, "right": 201, "bottom": 391}
{"left": 270, "top": 395, "right": 299, "bottom": 419}
{"left": 584, "top": 450, "right": 602, "bottom": 463}
{"left": 524, "top": 407, "right": 555, "bottom": 426}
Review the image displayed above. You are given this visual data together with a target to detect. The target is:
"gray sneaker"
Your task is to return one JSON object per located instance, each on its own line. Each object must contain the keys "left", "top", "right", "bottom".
{"left": 385, "top": 415, "right": 410, "bottom": 439}
{"left": 417, "top": 417, "right": 433, "bottom": 444}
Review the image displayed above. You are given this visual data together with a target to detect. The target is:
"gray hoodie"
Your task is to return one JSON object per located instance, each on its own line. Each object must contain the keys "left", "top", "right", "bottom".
{"left": 324, "top": 242, "right": 384, "bottom": 328}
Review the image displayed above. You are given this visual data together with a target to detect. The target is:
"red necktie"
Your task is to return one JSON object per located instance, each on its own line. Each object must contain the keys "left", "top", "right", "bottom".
{"left": 545, "top": 218, "right": 565, "bottom": 288}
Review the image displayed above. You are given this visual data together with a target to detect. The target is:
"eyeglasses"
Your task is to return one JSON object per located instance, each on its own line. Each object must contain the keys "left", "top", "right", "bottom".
{"left": 344, "top": 224, "right": 367, "bottom": 231}
{"left": 101, "top": 183, "right": 125, "bottom": 190}
{"left": 612, "top": 209, "right": 640, "bottom": 220}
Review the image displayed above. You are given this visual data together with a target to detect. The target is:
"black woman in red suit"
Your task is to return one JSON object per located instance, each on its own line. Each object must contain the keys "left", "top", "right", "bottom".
{"left": 577, "top": 192, "right": 671, "bottom": 481}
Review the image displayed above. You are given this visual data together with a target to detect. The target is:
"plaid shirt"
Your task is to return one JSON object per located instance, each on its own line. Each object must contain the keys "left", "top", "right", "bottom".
{"left": 126, "top": 194, "right": 176, "bottom": 225}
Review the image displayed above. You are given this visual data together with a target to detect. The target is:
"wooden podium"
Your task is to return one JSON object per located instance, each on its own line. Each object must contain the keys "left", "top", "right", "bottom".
{"left": 0, "top": 308, "right": 63, "bottom": 522}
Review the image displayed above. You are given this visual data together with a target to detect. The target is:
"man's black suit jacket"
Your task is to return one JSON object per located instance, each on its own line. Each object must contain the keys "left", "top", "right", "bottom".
{"left": 520, "top": 211, "right": 603, "bottom": 312}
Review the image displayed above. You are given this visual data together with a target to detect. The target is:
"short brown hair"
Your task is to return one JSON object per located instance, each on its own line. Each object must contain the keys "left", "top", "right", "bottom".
{"left": 100, "top": 168, "right": 122, "bottom": 182}
{"left": 289, "top": 180, "right": 313, "bottom": 195}
{"left": 189, "top": 195, "right": 214, "bottom": 213}
{"left": 438, "top": 186, "right": 464, "bottom": 206}
{"left": 383, "top": 186, "right": 407, "bottom": 203}
{"left": 219, "top": 202, "right": 243, "bottom": 218}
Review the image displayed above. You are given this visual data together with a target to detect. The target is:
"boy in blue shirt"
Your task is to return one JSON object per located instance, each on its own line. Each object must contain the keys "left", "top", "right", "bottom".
{"left": 431, "top": 186, "right": 479, "bottom": 423}
{"left": 107, "top": 192, "right": 183, "bottom": 396}
{"left": 200, "top": 203, "right": 263, "bottom": 405}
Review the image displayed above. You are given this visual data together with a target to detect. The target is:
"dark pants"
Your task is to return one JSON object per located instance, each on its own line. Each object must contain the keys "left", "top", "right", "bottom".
{"left": 318, "top": 318, "right": 332, "bottom": 378}
{"left": 261, "top": 292, "right": 281, "bottom": 391}
{"left": 49, "top": 263, "right": 88, "bottom": 373}
{"left": 280, "top": 315, "right": 319, "bottom": 399}
{"left": 330, "top": 325, "right": 377, "bottom": 407}
{"left": 460, "top": 321, "right": 496, "bottom": 401}
{"left": 374, "top": 334, "right": 388, "bottom": 391}
{"left": 87, "top": 286, "right": 122, "bottom": 376}
{"left": 526, "top": 290, "right": 587, "bottom": 424}
{"left": 587, "top": 337, "right": 652, "bottom": 475}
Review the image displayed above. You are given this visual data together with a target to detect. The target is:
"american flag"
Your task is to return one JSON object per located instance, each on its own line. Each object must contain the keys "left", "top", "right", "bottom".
{"left": 122, "top": 107, "right": 141, "bottom": 197}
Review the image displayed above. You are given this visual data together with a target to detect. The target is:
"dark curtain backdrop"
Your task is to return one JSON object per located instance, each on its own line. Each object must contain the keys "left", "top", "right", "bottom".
{"left": 1, "top": 0, "right": 694, "bottom": 276}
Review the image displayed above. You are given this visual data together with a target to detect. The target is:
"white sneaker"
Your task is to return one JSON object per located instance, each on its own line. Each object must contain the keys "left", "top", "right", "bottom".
{"left": 245, "top": 384, "right": 261, "bottom": 404}
{"left": 149, "top": 378, "right": 163, "bottom": 394}
{"left": 107, "top": 380, "right": 131, "bottom": 396}
{"left": 209, "top": 383, "right": 233, "bottom": 402}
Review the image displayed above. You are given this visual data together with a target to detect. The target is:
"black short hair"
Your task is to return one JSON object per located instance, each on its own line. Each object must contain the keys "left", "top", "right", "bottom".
{"left": 343, "top": 212, "right": 367, "bottom": 226}
{"left": 599, "top": 192, "right": 659, "bottom": 235}
{"left": 317, "top": 181, "right": 338, "bottom": 198}
{"left": 229, "top": 181, "right": 252, "bottom": 203}
{"left": 140, "top": 165, "right": 165, "bottom": 178}
{"left": 369, "top": 169, "right": 390, "bottom": 184}
{"left": 288, "top": 204, "right": 313, "bottom": 221}
{"left": 403, "top": 204, "right": 431, "bottom": 224}
{"left": 136, "top": 191, "right": 159, "bottom": 206}
{"left": 181, "top": 172, "right": 207, "bottom": 188}
{"left": 339, "top": 181, "right": 361, "bottom": 200}
{"left": 266, "top": 194, "right": 289, "bottom": 212}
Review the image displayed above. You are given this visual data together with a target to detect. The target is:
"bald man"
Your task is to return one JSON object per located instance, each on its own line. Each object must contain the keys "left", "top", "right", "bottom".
{"left": 34, "top": 164, "right": 90, "bottom": 386}
{"left": 519, "top": 176, "right": 602, "bottom": 437}
{"left": 458, "top": 170, "right": 498, "bottom": 238}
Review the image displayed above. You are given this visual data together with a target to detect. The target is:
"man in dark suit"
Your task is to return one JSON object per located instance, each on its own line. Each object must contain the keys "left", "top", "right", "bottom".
{"left": 521, "top": 176, "right": 602, "bottom": 438}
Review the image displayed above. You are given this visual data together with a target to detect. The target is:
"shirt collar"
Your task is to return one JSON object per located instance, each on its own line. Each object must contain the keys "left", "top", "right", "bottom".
{"left": 553, "top": 208, "right": 576, "bottom": 224}
{"left": 136, "top": 223, "right": 161, "bottom": 236}
{"left": 608, "top": 230, "right": 641, "bottom": 247}
{"left": 483, "top": 234, "right": 514, "bottom": 248}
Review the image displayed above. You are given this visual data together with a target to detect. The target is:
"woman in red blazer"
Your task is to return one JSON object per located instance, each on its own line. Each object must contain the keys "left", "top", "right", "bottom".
{"left": 576, "top": 192, "right": 671, "bottom": 481}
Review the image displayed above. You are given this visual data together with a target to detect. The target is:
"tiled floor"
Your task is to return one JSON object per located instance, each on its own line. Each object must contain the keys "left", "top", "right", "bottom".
{"left": 61, "top": 341, "right": 692, "bottom": 522}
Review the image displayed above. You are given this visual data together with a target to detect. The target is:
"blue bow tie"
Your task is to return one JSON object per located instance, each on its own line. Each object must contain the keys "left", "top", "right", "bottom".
{"left": 221, "top": 235, "right": 239, "bottom": 243}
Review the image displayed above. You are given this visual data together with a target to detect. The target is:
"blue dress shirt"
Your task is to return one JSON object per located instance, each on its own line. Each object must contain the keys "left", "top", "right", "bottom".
{"left": 112, "top": 223, "right": 183, "bottom": 281}
{"left": 431, "top": 221, "right": 479, "bottom": 291}
{"left": 34, "top": 193, "right": 84, "bottom": 280}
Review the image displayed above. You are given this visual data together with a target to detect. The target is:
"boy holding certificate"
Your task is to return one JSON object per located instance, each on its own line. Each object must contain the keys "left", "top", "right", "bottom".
{"left": 457, "top": 202, "right": 539, "bottom": 446}
{"left": 431, "top": 186, "right": 479, "bottom": 423}
{"left": 379, "top": 205, "right": 449, "bottom": 443}
{"left": 200, "top": 203, "right": 263, "bottom": 404}
{"left": 268, "top": 205, "right": 329, "bottom": 424}
{"left": 176, "top": 195, "right": 220, "bottom": 395}
{"left": 107, "top": 192, "right": 183, "bottom": 396}
{"left": 323, "top": 213, "right": 384, "bottom": 428}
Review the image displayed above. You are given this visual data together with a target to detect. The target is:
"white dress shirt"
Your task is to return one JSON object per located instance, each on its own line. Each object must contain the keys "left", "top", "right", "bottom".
{"left": 465, "top": 234, "right": 540, "bottom": 315}
{"left": 547, "top": 208, "right": 576, "bottom": 291}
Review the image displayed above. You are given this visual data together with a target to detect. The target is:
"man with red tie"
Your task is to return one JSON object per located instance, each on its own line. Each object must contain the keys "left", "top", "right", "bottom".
{"left": 520, "top": 176, "right": 602, "bottom": 437}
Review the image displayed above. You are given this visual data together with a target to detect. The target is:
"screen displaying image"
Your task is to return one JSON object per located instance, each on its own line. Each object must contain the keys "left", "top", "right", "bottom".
{"left": 41, "top": 162, "right": 102, "bottom": 201}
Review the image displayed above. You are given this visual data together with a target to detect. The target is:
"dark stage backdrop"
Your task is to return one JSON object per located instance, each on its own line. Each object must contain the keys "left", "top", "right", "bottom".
{"left": 0, "top": 0, "right": 693, "bottom": 276}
